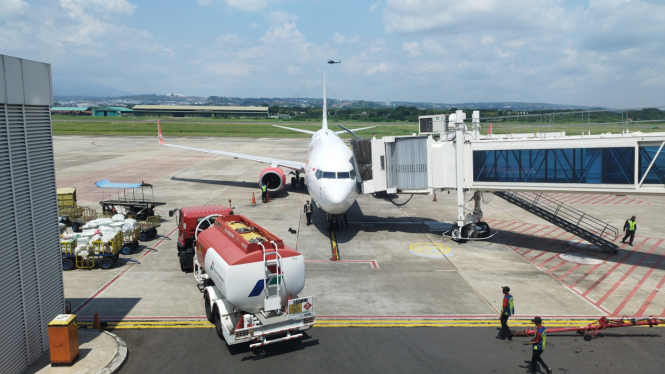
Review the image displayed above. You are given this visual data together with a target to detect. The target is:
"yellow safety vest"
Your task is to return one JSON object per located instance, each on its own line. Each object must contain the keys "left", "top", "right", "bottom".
{"left": 627, "top": 220, "right": 636, "bottom": 231}
{"left": 305, "top": 203, "right": 312, "bottom": 213}
{"left": 261, "top": 185, "right": 267, "bottom": 192}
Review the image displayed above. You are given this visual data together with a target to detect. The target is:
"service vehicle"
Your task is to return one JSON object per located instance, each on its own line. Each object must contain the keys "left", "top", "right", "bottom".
{"left": 169, "top": 205, "right": 234, "bottom": 272}
{"left": 193, "top": 214, "right": 315, "bottom": 348}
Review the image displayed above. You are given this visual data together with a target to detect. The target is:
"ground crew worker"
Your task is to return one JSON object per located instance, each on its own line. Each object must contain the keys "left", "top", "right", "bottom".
{"left": 621, "top": 215, "right": 637, "bottom": 246}
{"left": 341, "top": 211, "right": 349, "bottom": 229}
{"left": 261, "top": 183, "right": 268, "bottom": 203}
{"left": 524, "top": 317, "right": 552, "bottom": 374}
{"left": 304, "top": 199, "right": 313, "bottom": 225}
{"left": 497, "top": 286, "right": 514, "bottom": 340}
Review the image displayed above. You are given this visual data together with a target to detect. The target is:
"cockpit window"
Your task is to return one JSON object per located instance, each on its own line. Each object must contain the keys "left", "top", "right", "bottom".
{"left": 322, "top": 171, "right": 336, "bottom": 179}
{"left": 350, "top": 170, "right": 356, "bottom": 179}
{"left": 315, "top": 169, "right": 323, "bottom": 179}
{"left": 337, "top": 172, "right": 350, "bottom": 179}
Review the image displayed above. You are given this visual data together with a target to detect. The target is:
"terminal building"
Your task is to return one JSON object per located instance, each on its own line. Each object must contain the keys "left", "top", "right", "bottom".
{"left": 1, "top": 54, "right": 64, "bottom": 374}
{"left": 132, "top": 105, "right": 269, "bottom": 118}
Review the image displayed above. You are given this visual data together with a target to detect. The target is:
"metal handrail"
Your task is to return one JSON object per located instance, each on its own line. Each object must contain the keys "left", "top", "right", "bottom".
{"left": 498, "top": 191, "right": 619, "bottom": 241}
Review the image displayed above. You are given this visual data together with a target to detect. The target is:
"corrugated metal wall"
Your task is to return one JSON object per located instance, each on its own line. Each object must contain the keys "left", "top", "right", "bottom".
{"left": 386, "top": 137, "right": 428, "bottom": 190}
{"left": 0, "top": 55, "right": 64, "bottom": 374}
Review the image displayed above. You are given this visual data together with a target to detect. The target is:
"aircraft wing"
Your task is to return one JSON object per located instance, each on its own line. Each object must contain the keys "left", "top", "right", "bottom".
{"left": 334, "top": 126, "right": 376, "bottom": 135}
{"left": 158, "top": 121, "right": 305, "bottom": 171}
{"left": 272, "top": 125, "right": 317, "bottom": 135}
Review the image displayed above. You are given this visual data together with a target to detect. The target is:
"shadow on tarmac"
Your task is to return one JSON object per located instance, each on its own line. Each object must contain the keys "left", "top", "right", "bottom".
{"left": 492, "top": 230, "right": 665, "bottom": 272}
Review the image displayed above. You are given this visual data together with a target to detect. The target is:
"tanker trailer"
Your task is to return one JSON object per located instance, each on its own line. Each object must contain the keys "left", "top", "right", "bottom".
{"left": 194, "top": 214, "right": 315, "bottom": 348}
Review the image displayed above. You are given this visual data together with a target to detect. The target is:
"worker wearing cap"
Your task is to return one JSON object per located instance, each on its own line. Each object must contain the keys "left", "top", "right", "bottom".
{"left": 261, "top": 183, "right": 268, "bottom": 203}
{"left": 497, "top": 286, "right": 514, "bottom": 340}
{"left": 524, "top": 317, "right": 552, "bottom": 374}
{"left": 304, "top": 199, "right": 313, "bottom": 225}
{"left": 621, "top": 215, "right": 637, "bottom": 246}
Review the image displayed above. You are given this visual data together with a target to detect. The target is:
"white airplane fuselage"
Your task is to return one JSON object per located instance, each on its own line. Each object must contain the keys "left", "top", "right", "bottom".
{"left": 305, "top": 129, "right": 358, "bottom": 215}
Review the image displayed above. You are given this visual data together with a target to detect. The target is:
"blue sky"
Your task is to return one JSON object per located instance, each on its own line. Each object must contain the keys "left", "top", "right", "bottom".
{"left": 1, "top": 0, "right": 663, "bottom": 107}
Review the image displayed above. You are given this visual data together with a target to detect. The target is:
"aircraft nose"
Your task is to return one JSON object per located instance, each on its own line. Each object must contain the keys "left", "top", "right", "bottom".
{"left": 321, "top": 181, "right": 354, "bottom": 214}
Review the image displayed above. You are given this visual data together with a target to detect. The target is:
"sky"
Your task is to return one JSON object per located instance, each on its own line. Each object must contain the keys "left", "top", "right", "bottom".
{"left": 1, "top": 0, "right": 663, "bottom": 107}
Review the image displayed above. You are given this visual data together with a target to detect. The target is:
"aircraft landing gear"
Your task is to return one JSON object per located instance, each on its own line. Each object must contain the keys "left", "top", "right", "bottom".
{"left": 291, "top": 171, "right": 306, "bottom": 189}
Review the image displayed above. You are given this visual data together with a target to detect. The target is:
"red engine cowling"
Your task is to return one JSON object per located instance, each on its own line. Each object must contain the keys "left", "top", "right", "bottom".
{"left": 259, "top": 167, "right": 285, "bottom": 191}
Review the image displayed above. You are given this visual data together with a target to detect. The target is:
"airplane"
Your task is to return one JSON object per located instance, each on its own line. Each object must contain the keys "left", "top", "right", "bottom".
{"left": 157, "top": 76, "right": 374, "bottom": 217}
{"left": 327, "top": 60, "right": 341, "bottom": 64}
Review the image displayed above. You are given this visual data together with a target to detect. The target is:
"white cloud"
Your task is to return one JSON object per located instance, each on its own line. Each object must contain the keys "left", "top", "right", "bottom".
{"left": 208, "top": 59, "right": 251, "bottom": 76}
{"left": 287, "top": 65, "right": 301, "bottom": 75}
{"left": 248, "top": 22, "right": 259, "bottom": 29}
{"left": 0, "top": 0, "right": 28, "bottom": 18}
{"left": 481, "top": 35, "right": 493, "bottom": 44}
{"left": 401, "top": 42, "right": 421, "bottom": 56}
{"left": 369, "top": 1, "right": 380, "bottom": 12}
{"left": 223, "top": 0, "right": 272, "bottom": 12}
{"left": 366, "top": 62, "right": 388, "bottom": 75}
{"left": 333, "top": 32, "right": 346, "bottom": 44}
{"left": 259, "top": 22, "right": 303, "bottom": 43}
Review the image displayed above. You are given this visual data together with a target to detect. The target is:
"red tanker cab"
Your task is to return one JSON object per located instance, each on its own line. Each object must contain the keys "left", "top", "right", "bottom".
{"left": 174, "top": 205, "right": 233, "bottom": 248}
{"left": 196, "top": 215, "right": 300, "bottom": 266}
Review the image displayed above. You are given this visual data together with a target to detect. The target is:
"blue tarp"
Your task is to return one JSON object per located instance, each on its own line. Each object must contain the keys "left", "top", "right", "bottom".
{"left": 95, "top": 180, "right": 142, "bottom": 189}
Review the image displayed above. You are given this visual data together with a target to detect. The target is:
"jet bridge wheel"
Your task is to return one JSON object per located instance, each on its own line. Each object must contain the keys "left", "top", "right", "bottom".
{"left": 451, "top": 224, "right": 468, "bottom": 244}
{"left": 477, "top": 222, "right": 491, "bottom": 238}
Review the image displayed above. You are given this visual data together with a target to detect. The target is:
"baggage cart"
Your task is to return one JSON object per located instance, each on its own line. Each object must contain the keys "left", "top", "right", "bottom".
{"left": 60, "top": 231, "right": 122, "bottom": 270}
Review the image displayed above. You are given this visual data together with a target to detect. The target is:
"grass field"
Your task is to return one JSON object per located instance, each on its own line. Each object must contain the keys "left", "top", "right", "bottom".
{"left": 52, "top": 116, "right": 665, "bottom": 138}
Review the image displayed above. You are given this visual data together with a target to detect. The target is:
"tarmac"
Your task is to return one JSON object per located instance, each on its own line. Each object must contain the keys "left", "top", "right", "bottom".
{"left": 50, "top": 135, "right": 665, "bottom": 372}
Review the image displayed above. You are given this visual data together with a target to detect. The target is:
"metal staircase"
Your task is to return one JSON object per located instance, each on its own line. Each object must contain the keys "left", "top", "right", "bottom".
{"left": 260, "top": 241, "right": 283, "bottom": 312}
{"left": 493, "top": 191, "right": 620, "bottom": 254}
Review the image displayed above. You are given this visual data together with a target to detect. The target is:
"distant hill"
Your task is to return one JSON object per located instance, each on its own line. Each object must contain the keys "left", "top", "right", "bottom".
{"left": 53, "top": 93, "right": 601, "bottom": 111}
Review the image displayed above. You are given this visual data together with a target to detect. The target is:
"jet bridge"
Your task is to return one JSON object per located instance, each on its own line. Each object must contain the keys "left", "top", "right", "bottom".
{"left": 358, "top": 110, "right": 665, "bottom": 253}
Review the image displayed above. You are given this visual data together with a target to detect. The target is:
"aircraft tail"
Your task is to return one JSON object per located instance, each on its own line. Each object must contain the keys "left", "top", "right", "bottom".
{"left": 157, "top": 120, "right": 165, "bottom": 145}
{"left": 322, "top": 74, "right": 328, "bottom": 131}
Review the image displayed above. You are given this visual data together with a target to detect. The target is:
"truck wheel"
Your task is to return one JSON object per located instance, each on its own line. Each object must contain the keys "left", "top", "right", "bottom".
{"left": 214, "top": 308, "right": 224, "bottom": 339}
{"left": 71, "top": 222, "right": 80, "bottom": 233}
{"left": 62, "top": 258, "right": 74, "bottom": 271}
{"left": 205, "top": 294, "right": 214, "bottom": 323}
{"left": 121, "top": 245, "right": 132, "bottom": 255}
{"left": 100, "top": 258, "right": 113, "bottom": 269}
{"left": 451, "top": 224, "right": 468, "bottom": 244}
{"left": 139, "top": 232, "right": 149, "bottom": 241}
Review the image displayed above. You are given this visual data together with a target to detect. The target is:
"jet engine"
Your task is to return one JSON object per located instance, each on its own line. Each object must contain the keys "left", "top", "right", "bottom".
{"left": 259, "top": 167, "right": 285, "bottom": 191}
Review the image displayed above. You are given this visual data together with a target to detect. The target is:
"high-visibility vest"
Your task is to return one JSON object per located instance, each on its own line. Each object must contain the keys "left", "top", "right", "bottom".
{"left": 534, "top": 326, "right": 546, "bottom": 351}
{"left": 627, "top": 220, "right": 636, "bottom": 231}
{"left": 502, "top": 294, "right": 514, "bottom": 316}
{"left": 261, "top": 185, "right": 267, "bottom": 192}
{"left": 305, "top": 203, "right": 313, "bottom": 213}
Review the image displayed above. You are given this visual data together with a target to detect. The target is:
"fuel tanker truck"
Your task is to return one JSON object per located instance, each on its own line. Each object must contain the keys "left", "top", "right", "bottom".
{"left": 193, "top": 214, "right": 315, "bottom": 348}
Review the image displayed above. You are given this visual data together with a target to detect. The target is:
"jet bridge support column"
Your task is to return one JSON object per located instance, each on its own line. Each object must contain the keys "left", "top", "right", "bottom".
{"left": 454, "top": 110, "right": 467, "bottom": 229}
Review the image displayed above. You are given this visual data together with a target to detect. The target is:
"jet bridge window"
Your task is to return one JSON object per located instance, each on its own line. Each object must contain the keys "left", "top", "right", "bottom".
{"left": 322, "top": 171, "right": 336, "bottom": 179}
{"left": 337, "top": 172, "right": 350, "bottom": 179}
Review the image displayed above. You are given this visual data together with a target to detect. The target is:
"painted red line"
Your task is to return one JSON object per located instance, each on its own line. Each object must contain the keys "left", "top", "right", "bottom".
{"left": 528, "top": 233, "right": 577, "bottom": 262}
{"left": 636, "top": 201, "right": 644, "bottom": 205}
{"left": 538, "top": 239, "right": 582, "bottom": 267}
{"left": 305, "top": 260, "right": 379, "bottom": 269}
{"left": 581, "top": 195, "right": 609, "bottom": 205}
{"left": 595, "top": 239, "right": 662, "bottom": 307}
{"left": 581, "top": 238, "right": 649, "bottom": 297}
{"left": 547, "top": 261, "right": 567, "bottom": 274}
{"left": 636, "top": 272, "right": 665, "bottom": 317}
{"left": 520, "top": 229, "right": 571, "bottom": 257}
{"left": 497, "top": 222, "right": 538, "bottom": 240}
{"left": 570, "top": 251, "right": 620, "bottom": 289}
{"left": 557, "top": 194, "right": 583, "bottom": 203}
{"left": 567, "top": 194, "right": 596, "bottom": 204}
{"left": 72, "top": 225, "right": 178, "bottom": 314}
{"left": 601, "top": 196, "right": 622, "bottom": 205}
{"left": 557, "top": 263, "right": 583, "bottom": 282}
{"left": 613, "top": 239, "right": 665, "bottom": 316}
{"left": 494, "top": 221, "right": 527, "bottom": 231}
{"left": 613, "top": 196, "right": 629, "bottom": 205}
{"left": 575, "top": 194, "right": 600, "bottom": 205}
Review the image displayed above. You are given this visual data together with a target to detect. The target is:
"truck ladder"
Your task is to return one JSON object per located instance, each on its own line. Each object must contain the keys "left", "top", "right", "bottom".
{"left": 260, "top": 241, "right": 283, "bottom": 312}
{"left": 493, "top": 191, "right": 620, "bottom": 254}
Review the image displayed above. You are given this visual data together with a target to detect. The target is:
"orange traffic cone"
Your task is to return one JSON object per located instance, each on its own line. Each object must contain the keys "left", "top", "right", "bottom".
{"left": 251, "top": 193, "right": 256, "bottom": 204}
{"left": 266, "top": 191, "right": 270, "bottom": 203}
{"left": 432, "top": 192, "right": 437, "bottom": 202}
{"left": 93, "top": 312, "right": 101, "bottom": 330}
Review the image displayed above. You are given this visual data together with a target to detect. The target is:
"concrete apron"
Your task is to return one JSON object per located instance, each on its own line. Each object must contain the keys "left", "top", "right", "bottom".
{"left": 55, "top": 136, "right": 665, "bottom": 322}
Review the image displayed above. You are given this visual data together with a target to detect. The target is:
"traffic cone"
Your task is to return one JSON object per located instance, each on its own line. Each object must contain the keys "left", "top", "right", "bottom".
{"left": 251, "top": 193, "right": 256, "bottom": 204}
{"left": 93, "top": 312, "right": 101, "bottom": 330}
{"left": 266, "top": 191, "right": 270, "bottom": 203}
{"left": 432, "top": 192, "right": 437, "bottom": 202}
